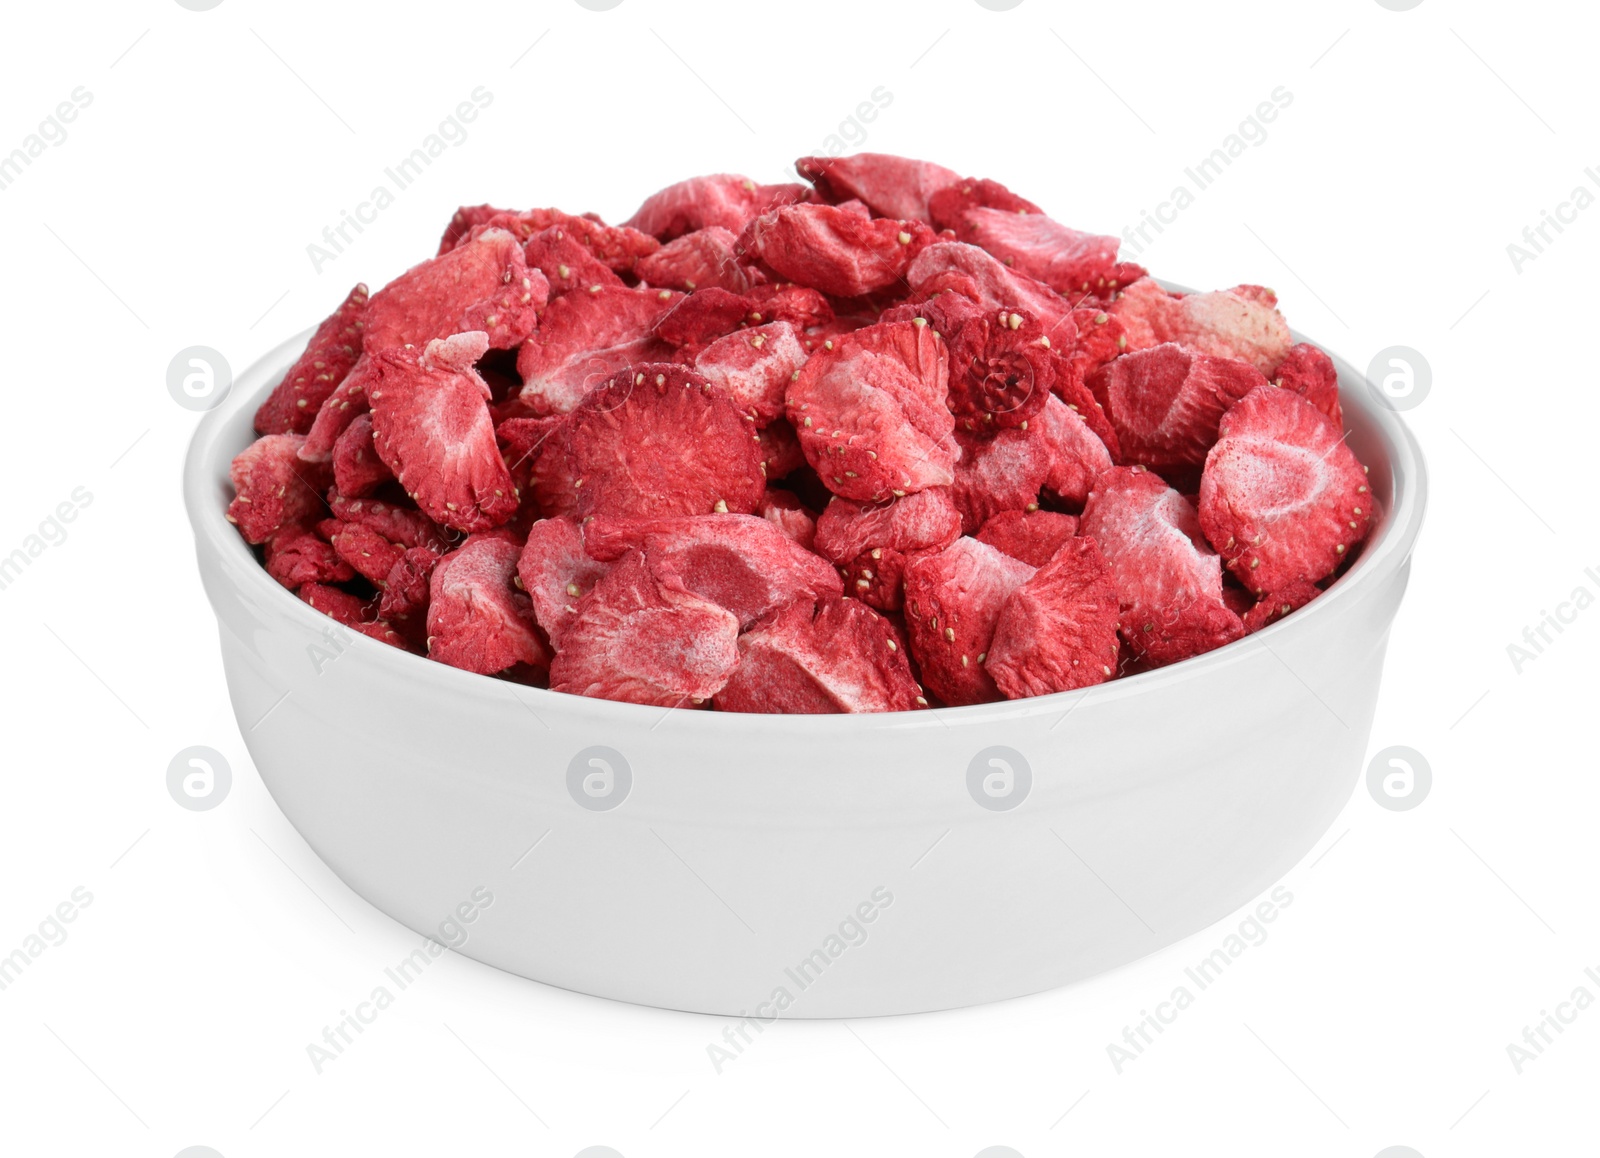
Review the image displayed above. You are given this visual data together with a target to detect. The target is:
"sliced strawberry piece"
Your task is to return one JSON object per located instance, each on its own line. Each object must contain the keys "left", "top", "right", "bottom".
{"left": 513, "top": 285, "right": 679, "bottom": 415}
{"left": 787, "top": 319, "right": 955, "bottom": 502}
{"left": 1242, "top": 580, "right": 1322, "bottom": 634}
{"left": 759, "top": 488, "right": 818, "bottom": 551}
{"left": 1109, "top": 278, "right": 1291, "bottom": 375}
{"left": 444, "top": 206, "right": 661, "bottom": 272}
{"left": 496, "top": 415, "right": 576, "bottom": 517}
{"left": 299, "top": 354, "right": 379, "bottom": 464}
{"left": 796, "top": 153, "right": 961, "bottom": 224}
{"left": 568, "top": 363, "right": 765, "bottom": 519}
{"left": 1088, "top": 342, "right": 1266, "bottom": 469}
{"left": 903, "top": 536, "right": 1036, "bottom": 705}
{"left": 635, "top": 226, "right": 752, "bottom": 293}
{"left": 325, "top": 492, "right": 451, "bottom": 553}
{"left": 907, "top": 241, "right": 1077, "bottom": 340}
{"left": 1271, "top": 342, "right": 1343, "bottom": 427}
{"left": 950, "top": 427, "right": 1052, "bottom": 533}
{"left": 263, "top": 525, "right": 354, "bottom": 589}
{"left": 1081, "top": 466, "right": 1244, "bottom": 666}
{"left": 715, "top": 598, "right": 923, "bottom": 714}
{"left": 516, "top": 516, "right": 612, "bottom": 650}
{"left": 299, "top": 583, "right": 408, "bottom": 650}
{"left": 426, "top": 535, "right": 547, "bottom": 676}
{"left": 226, "top": 434, "right": 332, "bottom": 544}
{"left": 813, "top": 486, "right": 962, "bottom": 611}
{"left": 1037, "top": 393, "right": 1114, "bottom": 506}
{"left": 927, "top": 177, "right": 1043, "bottom": 226}
{"left": 746, "top": 283, "right": 835, "bottom": 331}
{"left": 367, "top": 332, "right": 520, "bottom": 533}
{"left": 366, "top": 227, "right": 545, "bottom": 353}
{"left": 623, "top": 174, "right": 808, "bottom": 241}
{"left": 327, "top": 520, "right": 407, "bottom": 585}
{"left": 522, "top": 225, "right": 623, "bottom": 298}
{"left": 1198, "top": 385, "right": 1373, "bottom": 595}
{"left": 738, "top": 204, "right": 934, "bottom": 298}
{"left": 929, "top": 178, "right": 1123, "bottom": 296}
{"left": 943, "top": 308, "right": 1055, "bottom": 432}
{"left": 331, "top": 411, "right": 392, "bottom": 498}
{"left": 877, "top": 291, "right": 986, "bottom": 335}
{"left": 378, "top": 546, "right": 441, "bottom": 622}
{"left": 549, "top": 550, "right": 741, "bottom": 707}
{"left": 986, "top": 536, "right": 1121, "bottom": 698}
{"left": 692, "top": 320, "right": 808, "bottom": 425}
{"left": 253, "top": 284, "right": 369, "bottom": 435}
{"left": 1067, "top": 306, "right": 1128, "bottom": 383}
{"left": 974, "top": 509, "right": 1079, "bottom": 567}
{"left": 652, "top": 287, "right": 751, "bottom": 356}
{"left": 755, "top": 418, "right": 805, "bottom": 480}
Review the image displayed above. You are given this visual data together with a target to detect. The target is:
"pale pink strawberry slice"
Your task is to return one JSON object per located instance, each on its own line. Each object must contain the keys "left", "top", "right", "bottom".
{"left": 522, "top": 225, "right": 623, "bottom": 298}
{"left": 906, "top": 241, "right": 1077, "bottom": 340}
{"left": 715, "top": 598, "right": 924, "bottom": 714}
{"left": 1080, "top": 466, "right": 1244, "bottom": 666}
{"left": 974, "top": 509, "right": 1079, "bottom": 567}
{"left": 426, "top": 535, "right": 547, "bottom": 676}
{"left": 1270, "top": 342, "right": 1343, "bottom": 427}
{"left": 226, "top": 434, "right": 332, "bottom": 544}
{"left": 796, "top": 153, "right": 961, "bottom": 224}
{"left": 516, "top": 516, "right": 612, "bottom": 650}
{"left": 549, "top": 550, "right": 741, "bottom": 707}
{"left": 1198, "top": 385, "right": 1373, "bottom": 595}
{"left": 365, "top": 227, "right": 545, "bottom": 353}
{"left": 949, "top": 427, "right": 1052, "bottom": 533}
{"left": 903, "top": 536, "right": 1036, "bottom": 705}
{"left": 928, "top": 178, "right": 1123, "bottom": 296}
{"left": 254, "top": 284, "right": 369, "bottom": 435}
{"left": 986, "top": 536, "right": 1121, "bottom": 698}
{"left": 623, "top": 174, "right": 808, "bottom": 240}
{"left": 1036, "top": 393, "right": 1114, "bottom": 506}
{"left": 367, "top": 331, "right": 520, "bottom": 533}
{"left": 787, "top": 319, "right": 955, "bottom": 502}
{"left": 692, "top": 320, "right": 808, "bottom": 425}
{"left": 1242, "top": 580, "right": 1323, "bottom": 634}
{"left": 263, "top": 525, "right": 354, "bottom": 589}
{"left": 331, "top": 411, "right": 392, "bottom": 498}
{"left": 737, "top": 204, "right": 934, "bottom": 298}
{"left": 635, "top": 226, "right": 752, "bottom": 293}
{"left": 1109, "top": 278, "right": 1291, "bottom": 375}
{"left": 513, "top": 285, "right": 679, "bottom": 415}
{"left": 1087, "top": 342, "right": 1266, "bottom": 470}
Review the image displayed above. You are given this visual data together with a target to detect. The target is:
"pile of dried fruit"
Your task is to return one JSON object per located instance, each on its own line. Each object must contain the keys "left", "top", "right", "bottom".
{"left": 229, "top": 153, "right": 1374, "bottom": 712}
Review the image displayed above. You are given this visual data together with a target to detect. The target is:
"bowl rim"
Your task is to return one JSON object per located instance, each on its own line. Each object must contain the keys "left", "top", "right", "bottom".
{"left": 183, "top": 311, "right": 1427, "bottom": 734}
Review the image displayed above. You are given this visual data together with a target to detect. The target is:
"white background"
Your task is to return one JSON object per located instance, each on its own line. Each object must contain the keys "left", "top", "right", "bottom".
{"left": 1, "top": 0, "right": 1595, "bottom": 1155}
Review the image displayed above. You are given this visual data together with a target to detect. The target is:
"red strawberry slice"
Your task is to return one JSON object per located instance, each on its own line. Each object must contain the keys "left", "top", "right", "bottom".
{"left": 516, "top": 515, "right": 613, "bottom": 650}
{"left": 1270, "top": 342, "right": 1343, "bottom": 427}
{"left": 1242, "top": 579, "right": 1322, "bottom": 634}
{"left": 623, "top": 174, "right": 808, "bottom": 241}
{"left": 755, "top": 418, "right": 805, "bottom": 481}
{"left": 986, "top": 536, "right": 1121, "bottom": 698}
{"left": 692, "top": 320, "right": 808, "bottom": 425}
{"left": 795, "top": 153, "right": 961, "bottom": 224}
{"left": 326, "top": 520, "right": 408, "bottom": 585}
{"left": 299, "top": 353, "right": 380, "bottom": 464}
{"left": 331, "top": 411, "right": 393, "bottom": 498}
{"left": 367, "top": 332, "right": 520, "bottom": 533}
{"left": 254, "top": 284, "right": 369, "bottom": 435}
{"left": 1198, "top": 385, "right": 1373, "bottom": 595}
{"left": 635, "top": 226, "right": 752, "bottom": 294}
{"left": 929, "top": 177, "right": 1124, "bottom": 296}
{"left": 1080, "top": 466, "right": 1244, "bottom": 666}
{"left": 1088, "top": 342, "right": 1266, "bottom": 469}
{"left": 759, "top": 489, "right": 817, "bottom": 551}
{"left": 567, "top": 363, "right": 766, "bottom": 519}
{"left": 950, "top": 427, "right": 1052, "bottom": 533}
{"left": 738, "top": 203, "right": 934, "bottom": 298}
{"left": 378, "top": 546, "right": 441, "bottom": 622}
{"left": 975, "top": 509, "right": 1079, "bottom": 567}
{"left": 943, "top": 308, "right": 1055, "bottom": 432}
{"left": 1110, "top": 278, "right": 1291, "bottom": 375}
{"left": 549, "top": 549, "right": 741, "bottom": 707}
{"left": 366, "top": 227, "right": 545, "bottom": 354}
{"left": 1037, "top": 393, "right": 1114, "bottom": 506}
{"left": 715, "top": 598, "right": 924, "bottom": 714}
{"left": 903, "top": 536, "right": 1037, "bottom": 705}
{"left": 263, "top": 525, "right": 354, "bottom": 589}
{"left": 1067, "top": 306, "right": 1128, "bottom": 383}
{"left": 497, "top": 415, "right": 578, "bottom": 518}
{"left": 906, "top": 241, "right": 1077, "bottom": 341}
{"left": 325, "top": 492, "right": 451, "bottom": 553}
{"left": 426, "top": 536, "right": 547, "bottom": 676}
{"left": 787, "top": 319, "right": 955, "bottom": 502}
{"left": 813, "top": 487, "right": 962, "bottom": 610}
{"left": 443, "top": 206, "right": 662, "bottom": 272}
{"left": 652, "top": 287, "right": 752, "bottom": 356}
{"left": 226, "top": 434, "right": 333, "bottom": 544}
{"left": 513, "top": 285, "right": 679, "bottom": 415}
{"left": 299, "top": 583, "right": 409, "bottom": 650}
{"left": 522, "top": 225, "right": 623, "bottom": 298}
{"left": 746, "top": 283, "right": 835, "bottom": 331}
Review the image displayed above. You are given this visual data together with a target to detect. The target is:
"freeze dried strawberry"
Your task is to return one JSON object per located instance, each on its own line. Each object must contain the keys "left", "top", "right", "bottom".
{"left": 427, "top": 536, "right": 547, "bottom": 676}
{"left": 549, "top": 550, "right": 741, "bottom": 707}
{"left": 568, "top": 363, "right": 766, "bottom": 518}
{"left": 331, "top": 412, "right": 393, "bottom": 498}
{"left": 693, "top": 321, "right": 808, "bottom": 424}
{"left": 299, "top": 354, "right": 379, "bottom": 463}
{"left": 1088, "top": 343, "right": 1266, "bottom": 469}
{"left": 975, "top": 509, "right": 1079, "bottom": 567}
{"left": 635, "top": 226, "right": 752, "bottom": 294}
{"left": 227, "top": 434, "right": 332, "bottom": 544}
{"left": 813, "top": 487, "right": 962, "bottom": 610}
{"left": 950, "top": 427, "right": 1052, "bottom": 533}
{"left": 1110, "top": 279, "right": 1291, "bottom": 375}
{"left": 943, "top": 308, "right": 1055, "bottom": 431}
{"left": 652, "top": 287, "right": 750, "bottom": 354}
{"left": 1198, "top": 385, "right": 1372, "bottom": 595}
{"left": 1242, "top": 580, "right": 1322, "bottom": 634}
{"left": 756, "top": 418, "right": 805, "bottom": 480}
{"left": 907, "top": 242, "right": 1076, "bottom": 339}
{"left": 299, "top": 584, "right": 407, "bottom": 650}
{"left": 327, "top": 520, "right": 407, "bottom": 584}
{"left": 1067, "top": 307, "right": 1127, "bottom": 382}
{"left": 378, "top": 546, "right": 441, "bottom": 621}
{"left": 877, "top": 290, "right": 985, "bottom": 335}
{"left": 367, "top": 332, "right": 520, "bottom": 533}
{"left": 759, "top": 488, "right": 817, "bottom": 550}
{"left": 796, "top": 153, "right": 961, "bottom": 224}
{"left": 516, "top": 516, "right": 611, "bottom": 649}
{"left": 366, "top": 227, "right": 544, "bottom": 353}
{"left": 903, "top": 536, "right": 1036, "bottom": 705}
{"left": 496, "top": 415, "right": 575, "bottom": 516}
{"left": 746, "top": 283, "right": 835, "bottom": 331}
{"left": 787, "top": 320, "right": 955, "bottom": 501}
{"left": 738, "top": 204, "right": 934, "bottom": 298}
{"left": 1037, "top": 393, "right": 1114, "bottom": 506}
{"left": 326, "top": 492, "right": 450, "bottom": 553}
{"left": 522, "top": 225, "right": 623, "bottom": 298}
{"left": 254, "top": 284, "right": 369, "bottom": 435}
{"left": 624, "top": 174, "right": 807, "bottom": 240}
{"left": 583, "top": 513, "right": 842, "bottom": 628}
{"left": 929, "top": 179, "right": 1123, "bottom": 295}
{"left": 986, "top": 536, "right": 1121, "bottom": 697}
{"left": 715, "top": 598, "right": 923, "bottom": 713}
{"left": 1081, "top": 466, "right": 1244, "bottom": 666}
{"left": 514, "top": 285, "right": 678, "bottom": 415}
{"left": 264, "top": 525, "right": 354, "bottom": 589}
{"left": 446, "top": 206, "right": 661, "bottom": 273}
{"left": 1271, "top": 342, "right": 1342, "bottom": 427}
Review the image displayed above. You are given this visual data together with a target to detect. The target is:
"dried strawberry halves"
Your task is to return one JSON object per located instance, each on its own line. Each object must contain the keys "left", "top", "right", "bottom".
{"left": 813, "top": 487, "right": 962, "bottom": 610}
{"left": 549, "top": 550, "right": 741, "bottom": 707}
{"left": 1088, "top": 343, "right": 1266, "bottom": 470}
{"left": 1242, "top": 580, "right": 1322, "bottom": 634}
{"left": 226, "top": 434, "right": 332, "bottom": 543}
{"left": 635, "top": 226, "right": 752, "bottom": 293}
{"left": 944, "top": 309, "right": 1055, "bottom": 432}
{"left": 974, "top": 509, "right": 1079, "bottom": 567}
{"left": 254, "top": 284, "right": 369, "bottom": 435}
{"left": 516, "top": 515, "right": 612, "bottom": 650}
{"left": 264, "top": 525, "right": 354, "bottom": 589}
{"left": 796, "top": 153, "right": 961, "bottom": 225}
{"left": 715, "top": 598, "right": 924, "bottom": 714}
{"left": 567, "top": 363, "right": 766, "bottom": 518}
{"left": 1081, "top": 466, "right": 1244, "bottom": 666}
{"left": 427, "top": 535, "right": 548, "bottom": 676}
{"left": 928, "top": 177, "right": 1125, "bottom": 296}
{"left": 1110, "top": 279, "right": 1291, "bottom": 375}
{"left": 1270, "top": 342, "right": 1343, "bottom": 427}
{"left": 986, "top": 536, "right": 1121, "bottom": 698}
{"left": 331, "top": 411, "right": 393, "bottom": 498}
{"left": 513, "top": 285, "right": 678, "bottom": 415}
{"left": 693, "top": 321, "right": 808, "bottom": 425}
{"left": 1198, "top": 385, "right": 1372, "bottom": 595}
{"left": 368, "top": 331, "right": 520, "bottom": 533}
{"left": 787, "top": 320, "right": 955, "bottom": 502}
{"left": 365, "top": 226, "right": 545, "bottom": 353}
{"left": 903, "top": 536, "right": 1036, "bottom": 706}
{"left": 623, "top": 173, "right": 808, "bottom": 241}
{"left": 738, "top": 204, "right": 934, "bottom": 298}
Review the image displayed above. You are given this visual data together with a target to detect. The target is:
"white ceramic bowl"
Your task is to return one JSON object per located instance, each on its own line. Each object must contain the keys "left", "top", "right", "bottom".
{"left": 184, "top": 326, "right": 1425, "bottom": 1018}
